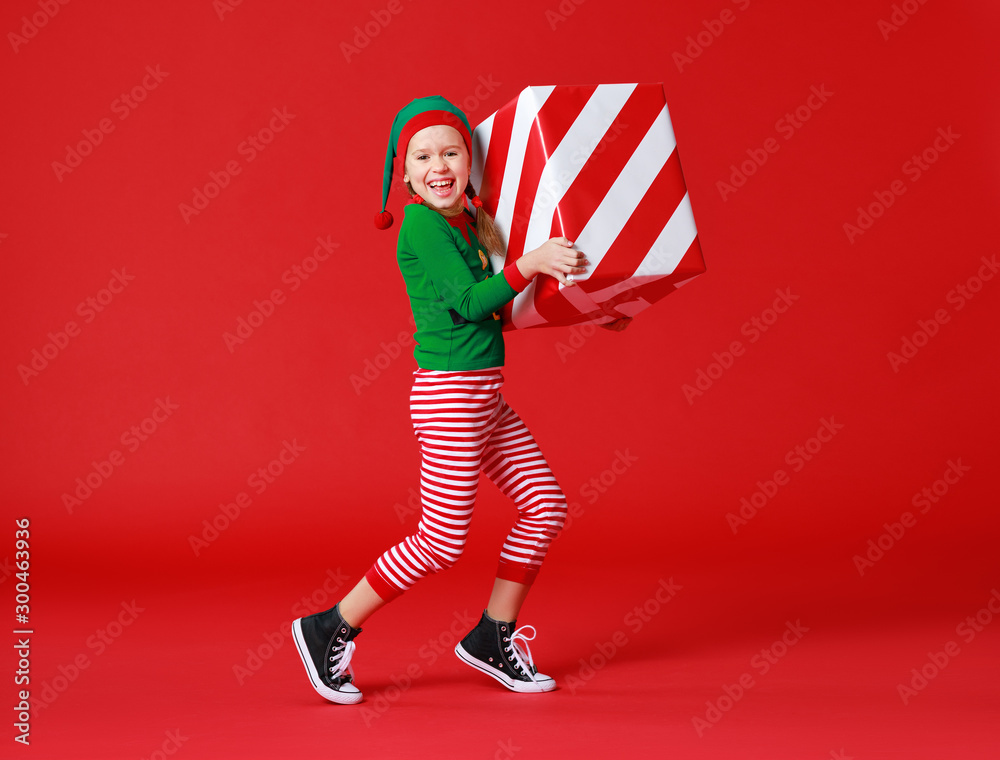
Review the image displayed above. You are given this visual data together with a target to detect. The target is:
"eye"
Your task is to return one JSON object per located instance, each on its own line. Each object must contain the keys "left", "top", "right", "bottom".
{"left": 416, "top": 154, "right": 429, "bottom": 161}
{"left": 446, "top": 151, "right": 458, "bottom": 157}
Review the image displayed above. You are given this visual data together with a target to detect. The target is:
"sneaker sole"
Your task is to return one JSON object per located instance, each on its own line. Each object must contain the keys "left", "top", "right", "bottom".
{"left": 454, "top": 643, "right": 556, "bottom": 693}
{"left": 292, "top": 618, "right": 363, "bottom": 705}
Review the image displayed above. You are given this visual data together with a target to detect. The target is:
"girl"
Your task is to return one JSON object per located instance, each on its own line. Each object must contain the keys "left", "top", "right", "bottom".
{"left": 293, "top": 95, "right": 629, "bottom": 705}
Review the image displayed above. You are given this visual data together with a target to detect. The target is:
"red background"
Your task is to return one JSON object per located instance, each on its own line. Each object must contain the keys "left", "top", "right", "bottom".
{"left": 2, "top": 0, "right": 998, "bottom": 758}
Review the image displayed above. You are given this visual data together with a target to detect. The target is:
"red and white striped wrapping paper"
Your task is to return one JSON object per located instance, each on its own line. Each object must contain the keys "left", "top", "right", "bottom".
{"left": 470, "top": 83, "right": 706, "bottom": 331}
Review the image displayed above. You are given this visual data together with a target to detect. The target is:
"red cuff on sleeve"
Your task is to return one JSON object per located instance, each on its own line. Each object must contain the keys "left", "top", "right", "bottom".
{"left": 502, "top": 260, "right": 531, "bottom": 293}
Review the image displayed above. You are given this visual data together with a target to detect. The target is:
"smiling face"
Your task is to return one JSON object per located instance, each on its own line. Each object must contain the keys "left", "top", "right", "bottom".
{"left": 402, "top": 125, "right": 470, "bottom": 212}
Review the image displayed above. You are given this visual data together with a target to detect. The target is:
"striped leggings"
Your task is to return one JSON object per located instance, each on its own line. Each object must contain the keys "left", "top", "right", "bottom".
{"left": 364, "top": 367, "right": 568, "bottom": 602}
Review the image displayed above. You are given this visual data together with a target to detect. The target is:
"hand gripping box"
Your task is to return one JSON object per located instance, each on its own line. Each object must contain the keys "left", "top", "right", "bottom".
{"left": 470, "top": 83, "right": 706, "bottom": 330}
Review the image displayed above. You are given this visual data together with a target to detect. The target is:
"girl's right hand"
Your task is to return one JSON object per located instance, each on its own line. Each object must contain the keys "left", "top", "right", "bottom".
{"left": 519, "top": 237, "right": 589, "bottom": 286}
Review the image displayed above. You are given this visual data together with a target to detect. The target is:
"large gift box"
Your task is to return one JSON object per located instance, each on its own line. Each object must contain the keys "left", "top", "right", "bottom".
{"left": 470, "top": 83, "right": 706, "bottom": 330}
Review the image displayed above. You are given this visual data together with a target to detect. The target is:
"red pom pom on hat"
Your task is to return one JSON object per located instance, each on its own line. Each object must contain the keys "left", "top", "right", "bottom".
{"left": 374, "top": 210, "right": 394, "bottom": 230}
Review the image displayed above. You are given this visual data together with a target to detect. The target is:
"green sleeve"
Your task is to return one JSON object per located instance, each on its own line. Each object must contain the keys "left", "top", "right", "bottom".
{"left": 405, "top": 207, "right": 517, "bottom": 322}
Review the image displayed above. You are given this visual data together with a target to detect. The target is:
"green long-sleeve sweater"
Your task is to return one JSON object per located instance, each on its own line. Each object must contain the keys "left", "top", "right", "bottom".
{"left": 396, "top": 202, "right": 531, "bottom": 370}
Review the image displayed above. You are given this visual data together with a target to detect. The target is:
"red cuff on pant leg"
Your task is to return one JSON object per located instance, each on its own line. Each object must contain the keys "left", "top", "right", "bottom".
{"left": 365, "top": 566, "right": 404, "bottom": 603}
{"left": 496, "top": 560, "right": 539, "bottom": 586}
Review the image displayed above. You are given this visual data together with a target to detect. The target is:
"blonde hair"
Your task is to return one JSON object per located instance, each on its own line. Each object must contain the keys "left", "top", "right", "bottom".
{"left": 464, "top": 182, "right": 506, "bottom": 260}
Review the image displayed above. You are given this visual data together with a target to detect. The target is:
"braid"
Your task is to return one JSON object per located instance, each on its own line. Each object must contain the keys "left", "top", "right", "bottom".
{"left": 465, "top": 182, "right": 506, "bottom": 259}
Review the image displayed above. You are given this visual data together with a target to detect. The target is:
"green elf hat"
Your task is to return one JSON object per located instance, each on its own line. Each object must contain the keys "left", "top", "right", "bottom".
{"left": 374, "top": 95, "right": 473, "bottom": 230}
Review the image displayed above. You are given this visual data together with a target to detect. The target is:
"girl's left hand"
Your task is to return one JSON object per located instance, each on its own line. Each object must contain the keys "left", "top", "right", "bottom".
{"left": 598, "top": 316, "right": 633, "bottom": 332}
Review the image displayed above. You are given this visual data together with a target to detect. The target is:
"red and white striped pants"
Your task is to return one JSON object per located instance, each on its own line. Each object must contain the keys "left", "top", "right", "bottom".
{"left": 365, "top": 367, "right": 568, "bottom": 602}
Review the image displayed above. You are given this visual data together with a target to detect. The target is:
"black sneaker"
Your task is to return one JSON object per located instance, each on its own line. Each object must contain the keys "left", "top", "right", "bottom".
{"left": 454, "top": 610, "right": 556, "bottom": 693}
{"left": 292, "top": 603, "right": 363, "bottom": 704}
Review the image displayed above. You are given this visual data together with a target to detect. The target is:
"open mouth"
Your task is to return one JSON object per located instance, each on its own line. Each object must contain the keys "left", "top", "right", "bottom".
{"left": 427, "top": 179, "right": 455, "bottom": 197}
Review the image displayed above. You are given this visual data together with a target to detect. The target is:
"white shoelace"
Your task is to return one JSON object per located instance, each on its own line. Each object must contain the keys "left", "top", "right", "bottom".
{"left": 329, "top": 638, "right": 356, "bottom": 680}
{"left": 506, "top": 625, "right": 541, "bottom": 684}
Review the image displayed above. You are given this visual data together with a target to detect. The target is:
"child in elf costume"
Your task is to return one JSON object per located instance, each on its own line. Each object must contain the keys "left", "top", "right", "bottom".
{"left": 293, "top": 95, "right": 629, "bottom": 704}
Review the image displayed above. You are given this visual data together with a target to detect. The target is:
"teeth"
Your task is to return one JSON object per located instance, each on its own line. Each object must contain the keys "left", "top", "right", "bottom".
{"left": 429, "top": 180, "right": 453, "bottom": 187}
